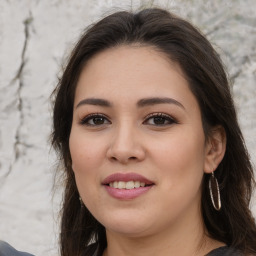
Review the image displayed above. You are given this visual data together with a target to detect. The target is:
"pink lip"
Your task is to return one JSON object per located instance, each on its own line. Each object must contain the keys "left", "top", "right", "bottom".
{"left": 102, "top": 173, "right": 154, "bottom": 200}
{"left": 105, "top": 186, "right": 152, "bottom": 200}
{"left": 102, "top": 172, "right": 153, "bottom": 185}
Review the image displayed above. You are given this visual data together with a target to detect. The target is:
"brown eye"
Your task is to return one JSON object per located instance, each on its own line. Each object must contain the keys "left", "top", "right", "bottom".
{"left": 92, "top": 117, "right": 105, "bottom": 125}
{"left": 152, "top": 116, "right": 168, "bottom": 125}
{"left": 143, "top": 113, "right": 176, "bottom": 126}
{"left": 80, "top": 114, "right": 111, "bottom": 126}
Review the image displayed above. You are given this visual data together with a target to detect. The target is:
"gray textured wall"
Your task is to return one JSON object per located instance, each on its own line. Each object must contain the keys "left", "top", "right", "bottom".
{"left": 0, "top": 0, "right": 255, "bottom": 255}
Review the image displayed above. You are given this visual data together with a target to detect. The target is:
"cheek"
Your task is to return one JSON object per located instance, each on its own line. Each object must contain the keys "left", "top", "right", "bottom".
{"left": 150, "top": 128, "right": 206, "bottom": 183}
{"left": 69, "top": 128, "right": 105, "bottom": 204}
{"left": 69, "top": 129, "right": 105, "bottom": 172}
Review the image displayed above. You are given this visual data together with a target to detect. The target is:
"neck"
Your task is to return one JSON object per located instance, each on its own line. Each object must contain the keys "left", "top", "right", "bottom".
{"left": 103, "top": 209, "right": 224, "bottom": 256}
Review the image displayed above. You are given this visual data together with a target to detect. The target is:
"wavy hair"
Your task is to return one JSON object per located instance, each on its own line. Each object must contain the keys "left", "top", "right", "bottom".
{"left": 51, "top": 8, "right": 256, "bottom": 256}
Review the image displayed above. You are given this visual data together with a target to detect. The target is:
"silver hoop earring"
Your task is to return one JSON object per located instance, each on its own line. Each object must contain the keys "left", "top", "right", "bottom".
{"left": 209, "top": 172, "right": 221, "bottom": 211}
{"left": 79, "top": 196, "right": 84, "bottom": 208}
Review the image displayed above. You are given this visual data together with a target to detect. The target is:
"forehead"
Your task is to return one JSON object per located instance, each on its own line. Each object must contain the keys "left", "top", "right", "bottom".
{"left": 81, "top": 45, "right": 184, "bottom": 80}
{"left": 74, "top": 45, "right": 196, "bottom": 107}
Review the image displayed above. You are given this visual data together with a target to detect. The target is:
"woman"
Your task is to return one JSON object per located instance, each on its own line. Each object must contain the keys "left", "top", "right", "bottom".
{"left": 51, "top": 8, "right": 256, "bottom": 256}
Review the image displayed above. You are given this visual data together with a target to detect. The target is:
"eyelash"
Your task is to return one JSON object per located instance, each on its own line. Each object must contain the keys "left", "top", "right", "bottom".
{"left": 79, "top": 113, "right": 177, "bottom": 127}
{"left": 143, "top": 113, "right": 177, "bottom": 126}
{"left": 80, "top": 113, "right": 110, "bottom": 126}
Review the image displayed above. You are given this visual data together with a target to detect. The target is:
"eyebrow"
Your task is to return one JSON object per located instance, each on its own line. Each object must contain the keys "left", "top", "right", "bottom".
{"left": 76, "top": 97, "right": 185, "bottom": 110}
{"left": 76, "top": 98, "right": 112, "bottom": 108}
{"left": 137, "top": 97, "right": 185, "bottom": 109}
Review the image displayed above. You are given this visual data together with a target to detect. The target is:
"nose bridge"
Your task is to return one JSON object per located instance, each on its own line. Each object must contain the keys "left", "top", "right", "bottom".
{"left": 116, "top": 121, "right": 135, "bottom": 148}
{"left": 107, "top": 119, "right": 144, "bottom": 163}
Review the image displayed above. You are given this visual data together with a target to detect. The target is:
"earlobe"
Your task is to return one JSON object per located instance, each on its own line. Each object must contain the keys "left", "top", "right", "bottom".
{"left": 204, "top": 126, "right": 226, "bottom": 174}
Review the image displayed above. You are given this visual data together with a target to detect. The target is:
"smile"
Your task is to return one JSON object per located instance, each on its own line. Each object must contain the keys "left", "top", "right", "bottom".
{"left": 109, "top": 181, "right": 146, "bottom": 189}
{"left": 102, "top": 173, "right": 154, "bottom": 200}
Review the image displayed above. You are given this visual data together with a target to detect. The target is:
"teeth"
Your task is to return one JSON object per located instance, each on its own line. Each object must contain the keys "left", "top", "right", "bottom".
{"left": 126, "top": 181, "right": 134, "bottom": 189}
{"left": 118, "top": 181, "right": 125, "bottom": 189}
{"left": 109, "top": 181, "right": 147, "bottom": 189}
{"left": 134, "top": 181, "right": 140, "bottom": 188}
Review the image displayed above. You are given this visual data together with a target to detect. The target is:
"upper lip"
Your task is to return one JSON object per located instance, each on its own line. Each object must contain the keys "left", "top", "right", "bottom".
{"left": 102, "top": 172, "right": 154, "bottom": 185}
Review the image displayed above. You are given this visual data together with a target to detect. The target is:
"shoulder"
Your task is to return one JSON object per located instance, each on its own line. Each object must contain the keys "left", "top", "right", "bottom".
{"left": 207, "top": 246, "right": 243, "bottom": 256}
{"left": 0, "top": 241, "right": 35, "bottom": 256}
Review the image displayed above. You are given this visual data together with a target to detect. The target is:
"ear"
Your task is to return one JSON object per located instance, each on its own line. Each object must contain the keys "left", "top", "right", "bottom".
{"left": 204, "top": 125, "right": 226, "bottom": 174}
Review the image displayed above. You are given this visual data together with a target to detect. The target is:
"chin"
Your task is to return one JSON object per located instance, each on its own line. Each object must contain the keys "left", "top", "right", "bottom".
{"left": 107, "top": 225, "right": 151, "bottom": 237}
{"left": 101, "top": 214, "right": 152, "bottom": 237}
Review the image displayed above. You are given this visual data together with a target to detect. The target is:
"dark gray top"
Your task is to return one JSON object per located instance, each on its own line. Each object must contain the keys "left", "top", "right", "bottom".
{"left": 0, "top": 241, "right": 242, "bottom": 256}
{"left": 91, "top": 245, "right": 242, "bottom": 256}
{"left": 0, "top": 241, "right": 35, "bottom": 256}
{"left": 206, "top": 246, "right": 242, "bottom": 256}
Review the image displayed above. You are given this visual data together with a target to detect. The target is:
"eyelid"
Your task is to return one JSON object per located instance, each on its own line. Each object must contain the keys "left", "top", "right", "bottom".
{"left": 79, "top": 113, "right": 111, "bottom": 126}
{"left": 143, "top": 112, "right": 178, "bottom": 125}
{"left": 78, "top": 112, "right": 177, "bottom": 126}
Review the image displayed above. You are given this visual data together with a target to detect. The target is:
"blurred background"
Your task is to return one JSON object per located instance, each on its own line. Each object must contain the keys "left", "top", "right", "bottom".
{"left": 0, "top": 0, "right": 255, "bottom": 255}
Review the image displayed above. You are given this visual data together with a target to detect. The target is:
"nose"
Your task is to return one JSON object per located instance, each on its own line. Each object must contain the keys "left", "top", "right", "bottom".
{"left": 106, "top": 124, "right": 146, "bottom": 164}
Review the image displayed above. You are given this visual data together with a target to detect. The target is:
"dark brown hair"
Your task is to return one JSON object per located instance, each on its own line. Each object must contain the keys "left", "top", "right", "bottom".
{"left": 51, "top": 8, "right": 256, "bottom": 256}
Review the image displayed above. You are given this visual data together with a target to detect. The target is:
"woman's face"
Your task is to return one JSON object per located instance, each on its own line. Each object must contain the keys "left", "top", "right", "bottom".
{"left": 69, "top": 46, "right": 213, "bottom": 237}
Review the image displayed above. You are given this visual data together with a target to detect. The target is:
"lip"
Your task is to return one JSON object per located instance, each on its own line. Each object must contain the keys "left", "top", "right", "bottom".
{"left": 102, "top": 172, "right": 154, "bottom": 185}
{"left": 102, "top": 172, "right": 154, "bottom": 200}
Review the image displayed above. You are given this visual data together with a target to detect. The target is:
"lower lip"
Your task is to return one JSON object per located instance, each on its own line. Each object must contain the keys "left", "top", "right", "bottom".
{"left": 104, "top": 185, "right": 153, "bottom": 200}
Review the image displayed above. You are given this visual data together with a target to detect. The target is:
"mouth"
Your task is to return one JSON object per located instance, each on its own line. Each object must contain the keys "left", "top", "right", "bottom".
{"left": 108, "top": 180, "right": 150, "bottom": 189}
{"left": 102, "top": 173, "right": 154, "bottom": 199}
{"left": 102, "top": 172, "right": 154, "bottom": 187}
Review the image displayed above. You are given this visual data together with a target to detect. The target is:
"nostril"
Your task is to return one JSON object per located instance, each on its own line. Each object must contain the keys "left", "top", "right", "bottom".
{"left": 109, "top": 155, "right": 137, "bottom": 164}
{"left": 110, "top": 156, "right": 118, "bottom": 161}
{"left": 107, "top": 144, "right": 145, "bottom": 163}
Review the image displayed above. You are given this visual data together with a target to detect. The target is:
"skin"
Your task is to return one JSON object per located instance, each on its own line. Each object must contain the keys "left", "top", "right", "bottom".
{"left": 69, "top": 46, "right": 226, "bottom": 256}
